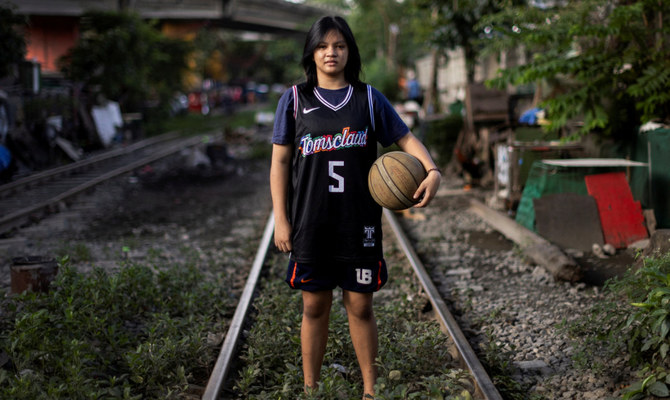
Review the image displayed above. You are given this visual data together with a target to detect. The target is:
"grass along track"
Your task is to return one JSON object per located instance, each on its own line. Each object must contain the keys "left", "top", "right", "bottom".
{"left": 220, "top": 213, "right": 487, "bottom": 399}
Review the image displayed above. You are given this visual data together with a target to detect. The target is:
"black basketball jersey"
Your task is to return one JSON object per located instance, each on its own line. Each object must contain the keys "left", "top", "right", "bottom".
{"left": 289, "top": 83, "right": 383, "bottom": 263}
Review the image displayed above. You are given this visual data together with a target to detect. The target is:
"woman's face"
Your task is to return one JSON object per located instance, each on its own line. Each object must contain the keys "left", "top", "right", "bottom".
{"left": 313, "top": 29, "right": 349, "bottom": 81}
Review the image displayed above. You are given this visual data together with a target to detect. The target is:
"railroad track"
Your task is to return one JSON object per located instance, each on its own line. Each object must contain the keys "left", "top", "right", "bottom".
{"left": 202, "top": 209, "right": 503, "bottom": 400}
{"left": 0, "top": 131, "right": 220, "bottom": 235}
{"left": 0, "top": 136, "right": 632, "bottom": 397}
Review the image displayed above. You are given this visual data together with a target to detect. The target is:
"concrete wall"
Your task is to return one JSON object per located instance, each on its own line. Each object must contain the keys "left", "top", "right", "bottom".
{"left": 414, "top": 47, "right": 525, "bottom": 114}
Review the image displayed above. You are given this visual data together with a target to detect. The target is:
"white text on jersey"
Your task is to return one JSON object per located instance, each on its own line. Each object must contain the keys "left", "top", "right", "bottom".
{"left": 299, "top": 127, "right": 368, "bottom": 157}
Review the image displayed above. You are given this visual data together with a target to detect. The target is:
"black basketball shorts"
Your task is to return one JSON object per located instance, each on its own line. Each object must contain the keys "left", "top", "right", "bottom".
{"left": 285, "top": 258, "right": 388, "bottom": 293}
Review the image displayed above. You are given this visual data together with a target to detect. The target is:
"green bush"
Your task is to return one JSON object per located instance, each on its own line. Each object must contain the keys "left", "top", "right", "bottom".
{"left": 423, "top": 113, "right": 463, "bottom": 166}
{"left": 59, "top": 11, "right": 190, "bottom": 115}
{"left": 363, "top": 58, "right": 400, "bottom": 102}
{"left": 0, "top": 259, "right": 235, "bottom": 399}
{"left": 563, "top": 253, "right": 670, "bottom": 400}
{"left": 0, "top": 4, "right": 26, "bottom": 78}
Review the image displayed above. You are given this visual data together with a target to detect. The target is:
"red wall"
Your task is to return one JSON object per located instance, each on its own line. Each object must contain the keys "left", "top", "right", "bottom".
{"left": 24, "top": 16, "right": 79, "bottom": 73}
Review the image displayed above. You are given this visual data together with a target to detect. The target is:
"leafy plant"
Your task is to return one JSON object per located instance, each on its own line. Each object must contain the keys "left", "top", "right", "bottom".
{"left": 55, "top": 243, "right": 92, "bottom": 263}
{"left": 58, "top": 11, "right": 191, "bottom": 115}
{"left": 563, "top": 252, "right": 670, "bottom": 399}
{"left": 0, "top": 258, "right": 236, "bottom": 398}
{"left": 624, "top": 366, "right": 670, "bottom": 400}
{"left": 0, "top": 3, "right": 26, "bottom": 79}
{"left": 480, "top": 0, "right": 670, "bottom": 140}
{"left": 410, "top": 0, "right": 510, "bottom": 83}
{"left": 423, "top": 112, "right": 463, "bottom": 165}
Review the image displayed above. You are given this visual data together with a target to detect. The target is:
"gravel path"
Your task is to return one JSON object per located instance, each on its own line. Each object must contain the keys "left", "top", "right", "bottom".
{"left": 396, "top": 174, "right": 637, "bottom": 399}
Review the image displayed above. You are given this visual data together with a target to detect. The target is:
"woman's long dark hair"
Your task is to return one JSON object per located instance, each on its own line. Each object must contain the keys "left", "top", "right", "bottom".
{"left": 300, "top": 16, "right": 363, "bottom": 89}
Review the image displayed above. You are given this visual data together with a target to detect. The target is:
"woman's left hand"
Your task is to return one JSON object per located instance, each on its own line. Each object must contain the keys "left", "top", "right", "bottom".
{"left": 413, "top": 169, "right": 441, "bottom": 208}
{"left": 395, "top": 132, "right": 442, "bottom": 208}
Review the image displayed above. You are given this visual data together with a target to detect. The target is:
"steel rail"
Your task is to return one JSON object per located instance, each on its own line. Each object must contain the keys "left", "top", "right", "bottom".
{"left": 0, "top": 133, "right": 217, "bottom": 234}
{"left": 383, "top": 208, "right": 503, "bottom": 400}
{"left": 202, "top": 209, "right": 501, "bottom": 399}
{"left": 0, "top": 131, "right": 182, "bottom": 198}
{"left": 202, "top": 211, "right": 275, "bottom": 400}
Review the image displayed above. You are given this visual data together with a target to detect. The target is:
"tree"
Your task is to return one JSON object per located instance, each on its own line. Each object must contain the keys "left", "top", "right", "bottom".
{"left": 0, "top": 3, "right": 26, "bottom": 79}
{"left": 348, "top": 0, "right": 423, "bottom": 100}
{"left": 406, "top": 0, "right": 514, "bottom": 113}
{"left": 481, "top": 0, "right": 670, "bottom": 139}
{"left": 410, "top": 0, "right": 505, "bottom": 83}
{"left": 59, "top": 11, "right": 191, "bottom": 113}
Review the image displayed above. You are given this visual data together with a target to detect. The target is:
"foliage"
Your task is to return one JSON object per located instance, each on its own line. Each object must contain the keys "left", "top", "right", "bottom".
{"left": 423, "top": 111, "right": 464, "bottom": 165}
{"left": 409, "top": 0, "right": 512, "bottom": 82}
{"left": 58, "top": 11, "right": 191, "bottom": 114}
{"left": 480, "top": 0, "right": 670, "bottom": 140}
{"left": 350, "top": 0, "right": 420, "bottom": 72}
{"left": 187, "top": 27, "right": 304, "bottom": 89}
{"left": 563, "top": 253, "right": 670, "bottom": 399}
{"left": 363, "top": 57, "right": 400, "bottom": 101}
{"left": 0, "top": 258, "right": 236, "bottom": 399}
{"left": 157, "top": 100, "right": 276, "bottom": 133}
{"left": 256, "top": 37, "right": 305, "bottom": 85}
{"left": 0, "top": 2, "right": 26, "bottom": 79}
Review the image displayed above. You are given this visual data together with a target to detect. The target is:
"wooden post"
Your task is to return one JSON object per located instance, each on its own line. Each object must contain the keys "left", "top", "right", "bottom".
{"left": 469, "top": 198, "right": 583, "bottom": 282}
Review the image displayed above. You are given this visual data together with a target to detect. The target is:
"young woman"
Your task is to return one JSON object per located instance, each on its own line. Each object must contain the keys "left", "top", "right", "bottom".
{"left": 270, "top": 15, "right": 441, "bottom": 399}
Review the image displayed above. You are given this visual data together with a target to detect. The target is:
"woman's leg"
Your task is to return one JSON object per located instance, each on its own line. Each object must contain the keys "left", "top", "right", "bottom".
{"left": 301, "top": 290, "right": 333, "bottom": 390}
{"left": 343, "top": 290, "right": 378, "bottom": 398}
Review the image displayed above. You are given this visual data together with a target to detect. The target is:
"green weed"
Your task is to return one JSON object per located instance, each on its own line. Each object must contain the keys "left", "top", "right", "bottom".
{"left": 230, "top": 250, "right": 475, "bottom": 399}
{"left": 0, "top": 258, "right": 236, "bottom": 399}
{"left": 55, "top": 243, "right": 92, "bottom": 263}
{"left": 563, "top": 252, "right": 670, "bottom": 399}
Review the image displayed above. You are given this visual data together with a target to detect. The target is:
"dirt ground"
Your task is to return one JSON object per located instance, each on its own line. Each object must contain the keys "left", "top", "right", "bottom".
{"left": 0, "top": 144, "right": 273, "bottom": 292}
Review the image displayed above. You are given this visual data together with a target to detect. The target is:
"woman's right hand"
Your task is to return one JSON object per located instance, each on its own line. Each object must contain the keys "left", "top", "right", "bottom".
{"left": 270, "top": 143, "right": 293, "bottom": 253}
{"left": 274, "top": 218, "right": 292, "bottom": 253}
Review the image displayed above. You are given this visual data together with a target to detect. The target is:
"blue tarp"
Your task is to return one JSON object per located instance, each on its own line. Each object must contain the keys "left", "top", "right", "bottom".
{"left": 0, "top": 145, "right": 11, "bottom": 171}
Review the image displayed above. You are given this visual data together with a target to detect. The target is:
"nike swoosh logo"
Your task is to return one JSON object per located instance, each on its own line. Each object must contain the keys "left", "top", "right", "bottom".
{"left": 303, "top": 107, "right": 320, "bottom": 114}
{"left": 300, "top": 278, "right": 314, "bottom": 283}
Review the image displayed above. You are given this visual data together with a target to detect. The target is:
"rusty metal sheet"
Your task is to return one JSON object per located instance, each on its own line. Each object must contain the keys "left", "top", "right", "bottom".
{"left": 533, "top": 193, "right": 604, "bottom": 252}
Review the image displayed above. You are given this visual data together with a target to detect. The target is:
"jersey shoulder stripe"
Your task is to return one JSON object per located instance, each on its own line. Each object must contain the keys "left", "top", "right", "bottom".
{"left": 367, "top": 84, "right": 375, "bottom": 132}
{"left": 292, "top": 85, "right": 299, "bottom": 119}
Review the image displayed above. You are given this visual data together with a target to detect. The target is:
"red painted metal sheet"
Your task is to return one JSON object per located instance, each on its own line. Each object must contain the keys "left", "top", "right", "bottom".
{"left": 585, "top": 172, "right": 648, "bottom": 248}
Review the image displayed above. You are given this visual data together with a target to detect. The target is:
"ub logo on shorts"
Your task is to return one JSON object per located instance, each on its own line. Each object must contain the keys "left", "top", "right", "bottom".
{"left": 363, "top": 225, "right": 375, "bottom": 247}
{"left": 356, "top": 268, "right": 373, "bottom": 284}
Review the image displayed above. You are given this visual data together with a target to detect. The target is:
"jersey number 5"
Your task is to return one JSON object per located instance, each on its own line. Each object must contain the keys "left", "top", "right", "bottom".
{"left": 328, "top": 160, "right": 344, "bottom": 193}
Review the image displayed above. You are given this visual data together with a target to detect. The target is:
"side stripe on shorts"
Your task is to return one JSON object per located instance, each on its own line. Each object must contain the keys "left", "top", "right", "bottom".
{"left": 289, "top": 261, "right": 298, "bottom": 288}
{"left": 376, "top": 260, "right": 383, "bottom": 291}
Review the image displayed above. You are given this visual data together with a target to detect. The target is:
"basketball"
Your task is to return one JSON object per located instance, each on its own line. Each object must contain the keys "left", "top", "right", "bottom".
{"left": 368, "top": 151, "right": 426, "bottom": 210}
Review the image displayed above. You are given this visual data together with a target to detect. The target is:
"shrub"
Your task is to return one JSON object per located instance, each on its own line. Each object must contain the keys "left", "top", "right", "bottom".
{"left": 423, "top": 113, "right": 463, "bottom": 166}
{"left": 563, "top": 253, "right": 670, "bottom": 399}
{"left": 0, "top": 259, "right": 235, "bottom": 399}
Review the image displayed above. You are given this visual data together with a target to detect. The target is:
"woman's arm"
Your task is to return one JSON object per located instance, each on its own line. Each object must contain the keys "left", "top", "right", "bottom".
{"left": 270, "top": 143, "right": 293, "bottom": 252}
{"left": 395, "top": 132, "right": 441, "bottom": 208}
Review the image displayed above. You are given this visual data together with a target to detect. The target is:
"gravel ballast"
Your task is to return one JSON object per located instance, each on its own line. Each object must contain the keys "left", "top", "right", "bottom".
{"left": 396, "top": 175, "right": 638, "bottom": 399}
